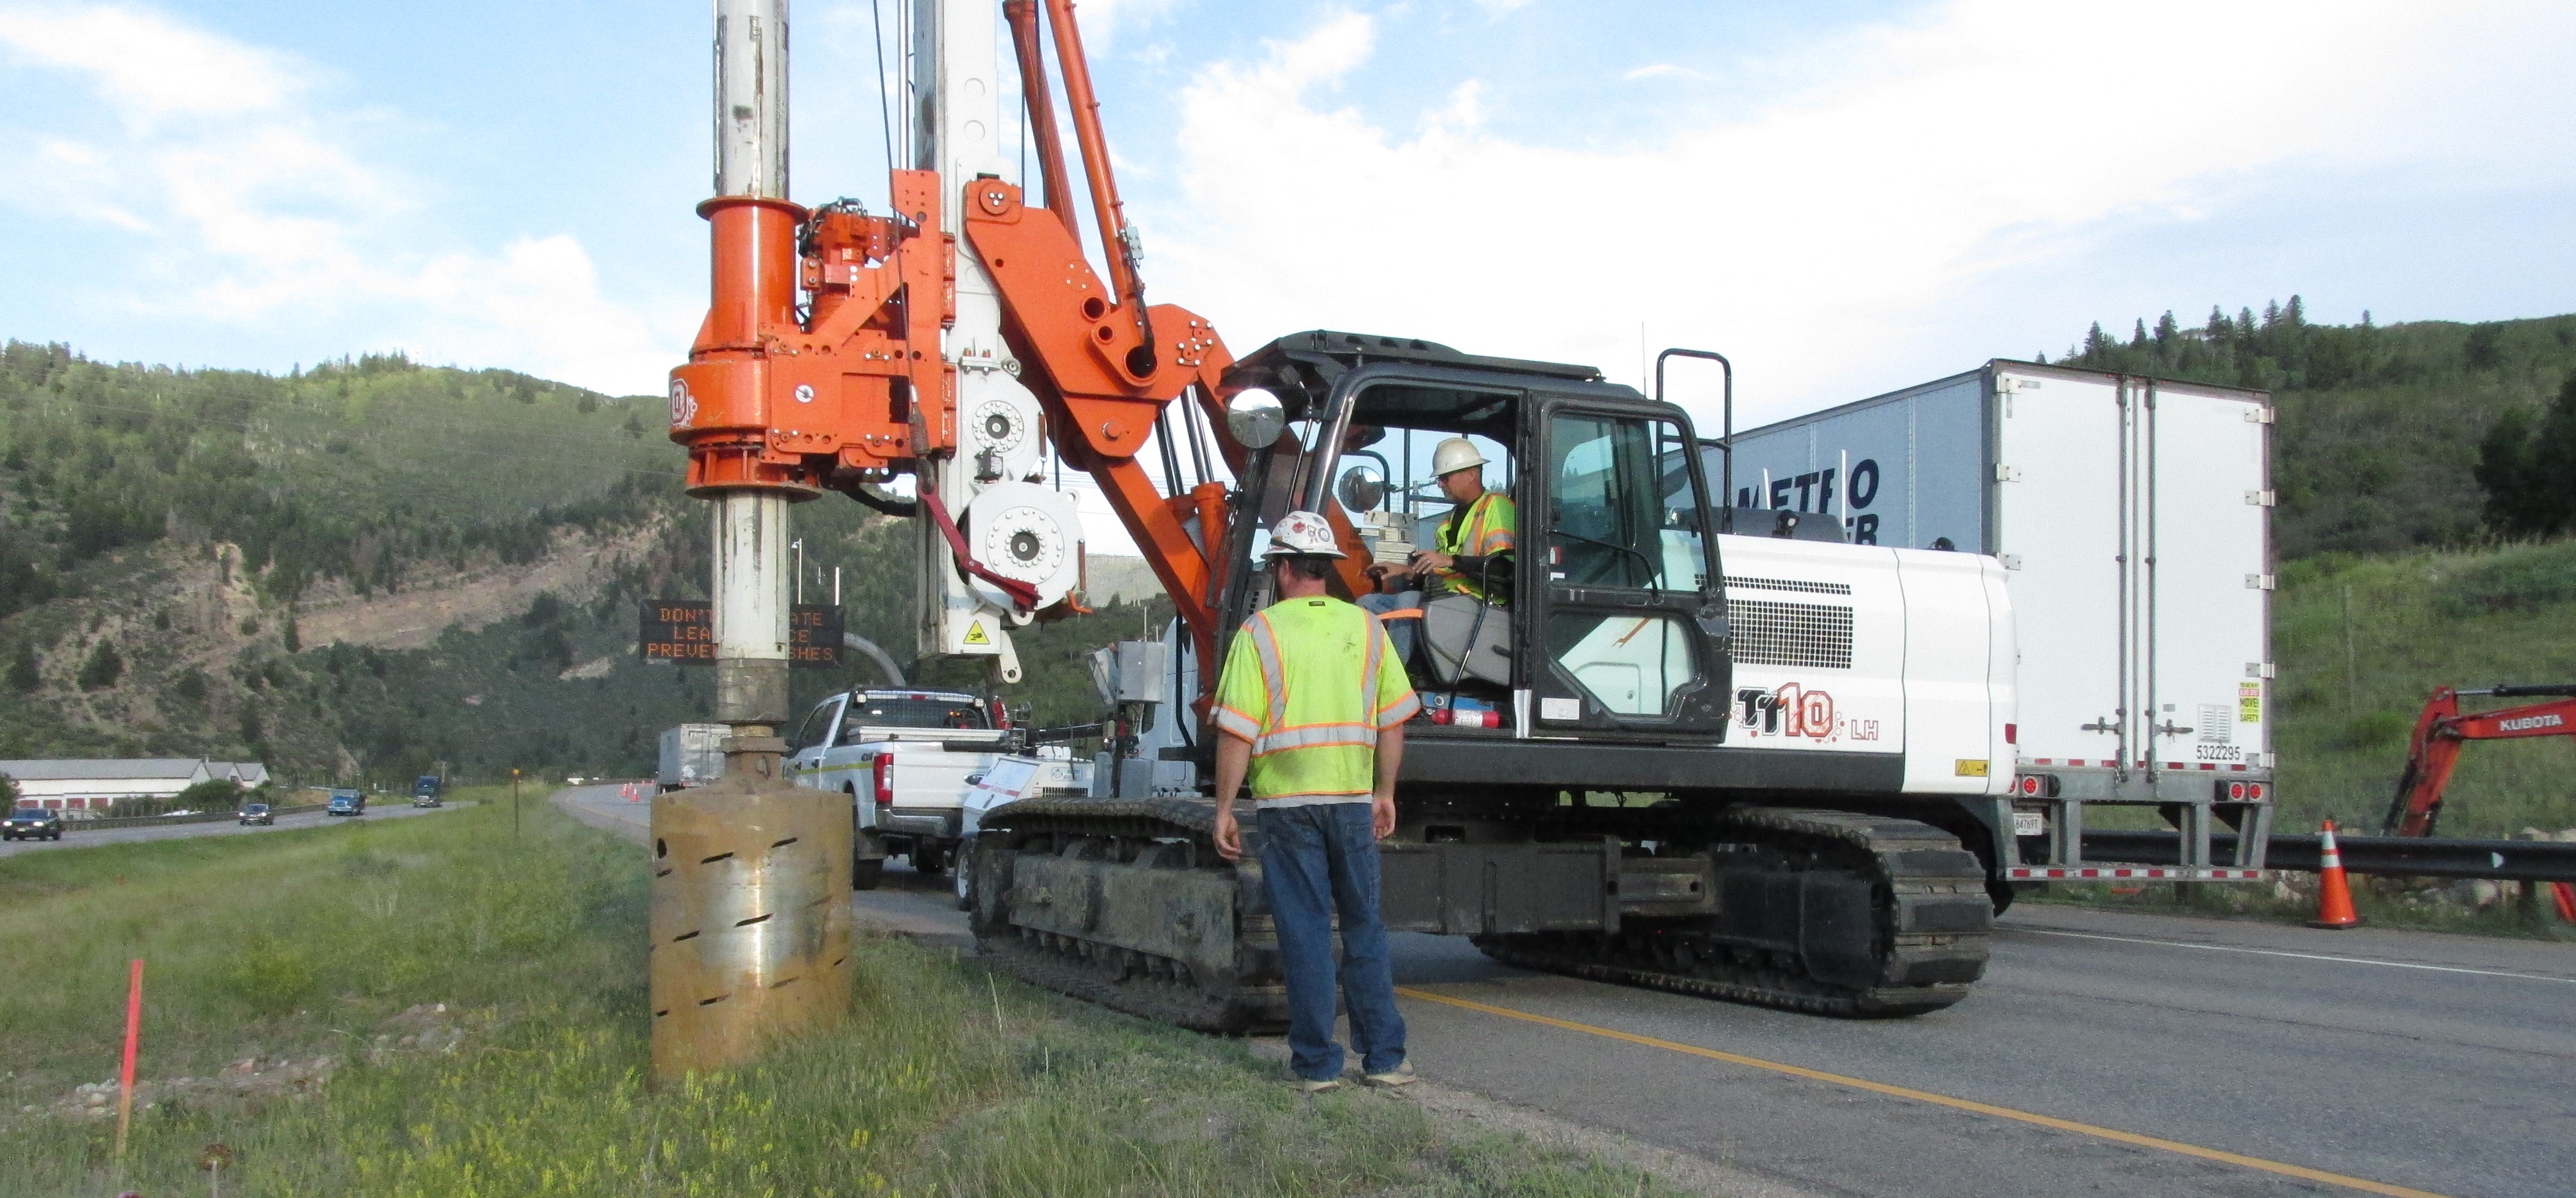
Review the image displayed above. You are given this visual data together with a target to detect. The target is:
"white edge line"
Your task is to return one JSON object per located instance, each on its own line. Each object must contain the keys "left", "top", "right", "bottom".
{"left": 2015, "top": 927, "right": 2576, "bottom": 984}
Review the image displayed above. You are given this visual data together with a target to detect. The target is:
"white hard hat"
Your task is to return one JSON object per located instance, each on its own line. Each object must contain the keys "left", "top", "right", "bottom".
{"left": 1432, "top": 437, "right": 1487, "bottom": 477}
{"left": 1264, "top": 509, "right": 1346, "bottom": 558}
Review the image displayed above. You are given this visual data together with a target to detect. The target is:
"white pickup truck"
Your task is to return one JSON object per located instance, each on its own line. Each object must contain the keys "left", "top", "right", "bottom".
{"left": 785, "top": 688, "right": 1011, "bottom": 889}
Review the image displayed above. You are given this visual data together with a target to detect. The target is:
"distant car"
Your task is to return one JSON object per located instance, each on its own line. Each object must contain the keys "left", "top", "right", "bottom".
{"left": 326, "top": 789, "right": 366, "bottom": 817}
{"left": 2, "top": 806, "right": 62, "bottom": 841}
{"left": 238, "top": 802, "right": 274, "bottom": 826}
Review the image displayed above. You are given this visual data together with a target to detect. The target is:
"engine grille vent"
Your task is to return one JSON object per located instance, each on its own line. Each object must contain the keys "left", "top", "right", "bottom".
{"left": 1725, "top": 575, "right": 1853, "bottom": 596}
{"left": 1728, "top": 599, "right": 1855, "bottom": 670}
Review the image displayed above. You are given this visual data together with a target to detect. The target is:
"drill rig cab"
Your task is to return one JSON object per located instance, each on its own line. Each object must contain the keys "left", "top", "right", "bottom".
{"left": 1214, "top": 332, "right": 1736, "bottom": 752}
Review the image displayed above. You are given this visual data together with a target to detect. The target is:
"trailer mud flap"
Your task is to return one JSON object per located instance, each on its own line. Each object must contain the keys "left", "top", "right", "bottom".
{"left": 1379, "top": 838, "right": 1621, "bottom": 935}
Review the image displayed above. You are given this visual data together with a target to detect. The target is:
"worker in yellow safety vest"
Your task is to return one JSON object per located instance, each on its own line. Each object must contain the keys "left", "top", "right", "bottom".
{"left": 1212, "top": 509, "right": 1421, "bottom": 1093}
{"left": 1362, "top": 435, "right": 1516, "bottom": 661}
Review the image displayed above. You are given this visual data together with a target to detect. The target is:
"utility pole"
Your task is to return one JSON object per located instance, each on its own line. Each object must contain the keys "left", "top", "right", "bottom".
{"left": 651, "top": 0, "right": 853, "bottom": 1085}
{"left": 510, "top": 768, "right": 520, "bottom": 839}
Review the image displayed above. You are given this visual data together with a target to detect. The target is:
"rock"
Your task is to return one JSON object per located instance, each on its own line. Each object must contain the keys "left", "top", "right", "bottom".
{"left": 2456, "top": 879, "right": 2503, "bottom": 908}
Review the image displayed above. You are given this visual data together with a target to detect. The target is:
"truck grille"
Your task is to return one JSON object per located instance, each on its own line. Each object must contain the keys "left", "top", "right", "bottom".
{"left": 1727, "top": 599, "right": 1855, "bottom": 670}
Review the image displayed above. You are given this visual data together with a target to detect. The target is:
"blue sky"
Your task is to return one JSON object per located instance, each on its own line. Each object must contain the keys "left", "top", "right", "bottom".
{"left": 3, "top": 0, "right": 2573, "bottom": 438}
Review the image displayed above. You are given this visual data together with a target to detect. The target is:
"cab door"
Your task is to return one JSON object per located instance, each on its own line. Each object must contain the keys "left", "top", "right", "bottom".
{"left": 1528, "top": 401, "right": 1732, "bottom": 740}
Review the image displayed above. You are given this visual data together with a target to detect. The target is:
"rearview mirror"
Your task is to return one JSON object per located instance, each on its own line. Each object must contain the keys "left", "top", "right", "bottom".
{"left": 1336, "top": 465, "right": 1386, "bottom": 513}
{"left": 1224, "top": 388, "right": 1286, "bottom": 449}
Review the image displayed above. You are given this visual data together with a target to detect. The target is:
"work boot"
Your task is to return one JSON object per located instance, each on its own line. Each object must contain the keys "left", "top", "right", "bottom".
{"left": 1362, "top": 1061, "right": 1416, "bottom": 1088}
{"left": 1290, "top": 1075, "right": 1343, "bottom": 1094}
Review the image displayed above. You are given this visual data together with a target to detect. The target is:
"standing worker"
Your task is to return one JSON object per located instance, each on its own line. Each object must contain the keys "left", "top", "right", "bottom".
{"left": 1211, "top": 510, "right": 1422, "bottom": 1092}
{"left": 1362, "top": 436, "right": 1516, "bottom": 661}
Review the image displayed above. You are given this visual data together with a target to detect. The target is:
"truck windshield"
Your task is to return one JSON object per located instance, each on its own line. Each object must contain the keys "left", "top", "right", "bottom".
{"left": 842, "top": 696, "right": 988, "bottom": 735}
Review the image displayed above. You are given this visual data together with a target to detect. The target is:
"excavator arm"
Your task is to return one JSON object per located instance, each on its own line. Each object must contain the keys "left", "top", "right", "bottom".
{"left": 2382, "top": 684, "right": 2576, "bottom": 836}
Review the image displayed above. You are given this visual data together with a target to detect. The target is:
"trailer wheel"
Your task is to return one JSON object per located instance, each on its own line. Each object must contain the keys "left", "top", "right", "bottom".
{"left": 853, "top": 856, "right": 885, "bottom": 891}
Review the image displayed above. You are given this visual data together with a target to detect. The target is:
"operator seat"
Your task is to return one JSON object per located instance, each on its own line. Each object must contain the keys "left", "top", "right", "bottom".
{"left": 1418, "top": 593, "right": 1510, "bottom": 686}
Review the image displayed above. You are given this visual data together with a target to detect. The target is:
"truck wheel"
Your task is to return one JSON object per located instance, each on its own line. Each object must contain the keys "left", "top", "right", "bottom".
{"left": 853, "top": 856, "right": 885, "bottom": 891}
{"left": 915, "top": 843, "right": 947, "bottom": 876}
{"left": 953, "top": 850, "right": 974, "bottom": 911}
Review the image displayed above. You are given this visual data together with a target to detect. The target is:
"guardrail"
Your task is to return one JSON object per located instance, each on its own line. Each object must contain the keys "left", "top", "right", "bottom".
{"left": 62, "top": 801, "right": 328, "bottom": 832}
{"left": 2082, "top": 830, "right": 2576, "bottom": 884}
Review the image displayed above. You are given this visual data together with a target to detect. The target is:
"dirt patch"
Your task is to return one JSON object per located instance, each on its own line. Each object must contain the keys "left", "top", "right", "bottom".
{"left": 297, "top": 522, "right": 662, "bottom": 651}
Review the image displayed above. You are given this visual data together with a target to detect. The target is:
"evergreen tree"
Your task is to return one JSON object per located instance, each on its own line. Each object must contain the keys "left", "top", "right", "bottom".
{"left": 2464, "top": 323, "right": 2504, "bottom": 372}
{"left": 6, "top": 642, "right": 37, "bottom": 693}
{"left": 2477, "top": 375, "right": 2576, "bottom": 537}
{"left": 76, "top": 639, "right": 122, "bottom": 689}
{"left": 2154, "top": 311, "right": 2179, "bottom": 349}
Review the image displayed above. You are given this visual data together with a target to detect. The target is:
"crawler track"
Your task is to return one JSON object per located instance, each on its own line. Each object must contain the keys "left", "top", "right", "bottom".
{"left": 1476, "top": 808, "right": 1993, "bottom": 1017}
{"left": 974, "top": 801, "right": 1992, "bottom": 1027}
{"left": 970, "top": 797, "right": 1287, "bottom": 1033}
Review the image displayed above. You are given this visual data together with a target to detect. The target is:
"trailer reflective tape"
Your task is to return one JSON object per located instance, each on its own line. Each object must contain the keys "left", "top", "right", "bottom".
{"left": 2006, "top": 866, "right": 2267, "bottom": 880}
{"left": 1395, "top": 987, "right": 2456, "bottom": 1198}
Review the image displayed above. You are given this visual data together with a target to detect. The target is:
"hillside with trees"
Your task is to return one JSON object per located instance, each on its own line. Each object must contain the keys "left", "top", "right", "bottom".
{"left": 0, "top": 342, "right": 1139, "bottom": 785}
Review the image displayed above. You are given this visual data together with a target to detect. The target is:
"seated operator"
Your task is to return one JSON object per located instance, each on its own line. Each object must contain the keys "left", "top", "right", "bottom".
{"left": 1360, "top": 437, "right": 1516, "bottom": 663}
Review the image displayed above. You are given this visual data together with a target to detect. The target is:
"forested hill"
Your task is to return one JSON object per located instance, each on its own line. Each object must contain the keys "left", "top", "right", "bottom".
{"left": 0, "top": 342, "right": 1143, "bottom": 786}
{"left": 0, "top": 342, "right": 672, "bottom": 615}
{"left": 2049, "top": 301, "right": 2576, "bottom": 558}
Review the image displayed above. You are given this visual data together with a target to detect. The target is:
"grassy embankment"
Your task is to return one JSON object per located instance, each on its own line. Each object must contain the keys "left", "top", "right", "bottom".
{"left": 2037, "top": 538, "right": 2576, "bottom": 931}
{"left": 0, "top": 787, "right": 1669, "bottom": 1197}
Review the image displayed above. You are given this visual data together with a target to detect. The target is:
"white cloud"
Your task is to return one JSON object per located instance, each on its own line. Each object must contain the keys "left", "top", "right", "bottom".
{"left": 1622, "top": 63, "right": 1698, "bottom": 81}
{"left": 0, "top": 4, "right": 683, "bottom": 392}
{"left": 1148, "top": 0, "right": 2576, "bottom": 425}
{"left": 0, "top": 5, "right": 295, "bottom": 122}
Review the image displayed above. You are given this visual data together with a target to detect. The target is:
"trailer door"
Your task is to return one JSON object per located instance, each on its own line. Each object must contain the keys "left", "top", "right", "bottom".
{"left": 2144, "top": 385, "right": 2271, "bottom": 776}
{"left": 1992, "top": 370, "right": 2128, "bottom": 772}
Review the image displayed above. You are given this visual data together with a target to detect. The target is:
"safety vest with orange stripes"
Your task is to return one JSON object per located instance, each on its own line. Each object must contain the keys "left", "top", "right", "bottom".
{"left": 1210, "top": 596, "right": 1421, "bottom": 803}
{"left": 1433, "top": 490, "right": 1517, "bottom": 603}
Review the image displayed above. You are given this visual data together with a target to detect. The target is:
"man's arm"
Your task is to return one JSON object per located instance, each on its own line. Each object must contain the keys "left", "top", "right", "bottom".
{"left": 1371, "top": 723, "right": 1404, "bottom": 841}
{"left": 1211, "top": 731, "right": 1253, "bottom": 861}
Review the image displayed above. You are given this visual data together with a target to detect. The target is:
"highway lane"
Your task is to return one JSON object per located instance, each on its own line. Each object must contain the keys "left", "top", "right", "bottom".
{"left": 1397, "top": 907, "right": 2576, "bottom": 1198}
{"left": 0, "top": 797, "right": 463, "bottom": 858}
{"left": 552, "top": 783, "right": 2575, "bottom": 1197}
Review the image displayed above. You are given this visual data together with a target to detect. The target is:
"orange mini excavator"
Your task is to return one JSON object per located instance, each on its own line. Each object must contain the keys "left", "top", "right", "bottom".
{"left": 2383, "top": 684, "right": 2576, "bottom": 918}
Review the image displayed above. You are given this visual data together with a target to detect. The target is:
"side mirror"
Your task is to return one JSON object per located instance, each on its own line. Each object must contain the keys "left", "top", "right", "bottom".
{"left": 1336, "top": 465, "right": 1386, "bottom": 513}
{"left": 1224, "top": 388, "right": 1286, "bottom": 449}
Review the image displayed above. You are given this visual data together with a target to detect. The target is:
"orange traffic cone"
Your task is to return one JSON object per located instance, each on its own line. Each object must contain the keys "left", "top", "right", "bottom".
{"left": 2308, "top": 819, "right": 2363, "bottom": 930}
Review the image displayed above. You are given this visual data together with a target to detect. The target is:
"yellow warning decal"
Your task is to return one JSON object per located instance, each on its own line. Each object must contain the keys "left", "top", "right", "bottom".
{"left": 1955, "top": 759, "right": 1990, "bottom": 777}
{"left": 2239, "top": 682, "right": 2262, "bottom": 724}
{"left": 963, "top": 622, "right": 991, "bottom": 646}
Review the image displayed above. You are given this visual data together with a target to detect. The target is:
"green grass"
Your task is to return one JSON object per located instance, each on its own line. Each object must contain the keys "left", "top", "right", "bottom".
{"left": 0, "top": 789, "right": 1673, "bottom": 1197}
{"left": 2273, "top": 539, "right": 2576, "bottom": 838}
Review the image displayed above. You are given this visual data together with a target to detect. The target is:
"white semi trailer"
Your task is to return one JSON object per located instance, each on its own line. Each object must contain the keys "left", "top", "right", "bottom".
{"left": 1715, "top": 360, "right": 2276, "bottom": 881}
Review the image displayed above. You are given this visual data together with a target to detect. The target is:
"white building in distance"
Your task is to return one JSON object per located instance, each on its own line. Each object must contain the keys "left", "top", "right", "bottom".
{"left": 1, "top": 759, "right": 269, "bottom": 812}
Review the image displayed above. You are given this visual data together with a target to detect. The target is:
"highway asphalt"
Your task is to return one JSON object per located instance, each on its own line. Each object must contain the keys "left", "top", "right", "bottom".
{"left": 0, "top": 797, "right": 463, "bottom": 858}
{"left": 554, "top": 784, "right": 2576, "bottom": 1198}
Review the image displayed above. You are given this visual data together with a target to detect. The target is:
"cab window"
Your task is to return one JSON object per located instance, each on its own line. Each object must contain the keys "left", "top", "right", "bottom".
{"left": 792, "top": 698, "right": 842, "bottom": 751}
{"left": 1549, "top": 414, "right": 1704, "bottom": 591}
{"left": 841, "top": 696, "right": 989, "bottom": 738}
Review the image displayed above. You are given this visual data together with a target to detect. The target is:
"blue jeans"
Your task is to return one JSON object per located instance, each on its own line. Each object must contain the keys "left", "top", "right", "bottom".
{"left": 1358, "top": 590, "right": 1422, "bottom": 663}
{"left": 1255, "top": 802, "right": 1407, "bottom": 1081}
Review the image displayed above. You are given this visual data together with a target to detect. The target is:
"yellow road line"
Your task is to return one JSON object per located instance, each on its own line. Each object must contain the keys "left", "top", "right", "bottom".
{"left": 1395, "top": 986, "right": 2451, "bottom": 1198}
